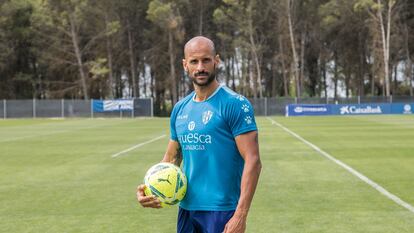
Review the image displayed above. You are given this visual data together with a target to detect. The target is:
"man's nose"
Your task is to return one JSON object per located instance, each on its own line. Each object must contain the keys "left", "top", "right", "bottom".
{"left": 196, "top": 62, "right": 206, "bottom": 72}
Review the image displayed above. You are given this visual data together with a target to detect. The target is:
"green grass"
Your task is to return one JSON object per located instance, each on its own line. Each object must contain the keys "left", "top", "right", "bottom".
{"left": 0, "top": 116, "right": 414, "bottom": 232}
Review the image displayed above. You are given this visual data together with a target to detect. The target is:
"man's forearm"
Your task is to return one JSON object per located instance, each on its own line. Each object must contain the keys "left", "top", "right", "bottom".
{"left": 161, "top": 140, "right": 182, "bottom": 166}
{"left": 235, "top": 155, "right": 262, "bottom": 216}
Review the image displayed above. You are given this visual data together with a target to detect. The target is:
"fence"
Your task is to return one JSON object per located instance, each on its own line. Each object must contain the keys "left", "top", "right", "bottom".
{"left": 1, "top": 96, "right": 414, "bottom": 118}
{"left": 0, "top": 99, "right": 153, "bottom": 119}
{"left": 249, "top": 96, "right": 414, "bottom": 116}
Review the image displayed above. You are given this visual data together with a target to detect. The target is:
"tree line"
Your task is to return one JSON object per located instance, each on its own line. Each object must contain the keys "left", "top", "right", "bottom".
{"left": 0, "top": 0, "right": 413, "bottom": 115}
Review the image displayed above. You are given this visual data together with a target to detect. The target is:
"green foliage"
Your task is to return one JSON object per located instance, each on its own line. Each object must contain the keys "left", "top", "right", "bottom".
{"left": 147, "top": 0, "right": 182, "bottom": 30}
{"left": 105, "top": 20, "right": 120, "bottom": 36}
{"left": 88, "top": 58, "right": 109, "bottom": 79}
{"left": 353, "top": 0, "right": 376, "bottom": 11}
{"left": 319, "top": 0, "right": 341, "bottom": 28}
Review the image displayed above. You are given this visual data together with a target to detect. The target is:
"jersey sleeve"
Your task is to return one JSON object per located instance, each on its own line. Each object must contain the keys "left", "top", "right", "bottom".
{"left": 224, "top": 95, "right": 258, "bottom": 137}
{"left": 170, "top": 105, "right": 179, "bottom": 141}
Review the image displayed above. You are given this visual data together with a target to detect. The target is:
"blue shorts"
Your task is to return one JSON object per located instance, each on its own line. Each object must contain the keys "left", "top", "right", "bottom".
{"left": 177, "top": 207, "right": 235, "bottom": 233}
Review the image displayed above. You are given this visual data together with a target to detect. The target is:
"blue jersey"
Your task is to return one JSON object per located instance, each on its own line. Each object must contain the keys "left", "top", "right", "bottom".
{"left": 170, "top": 85, "right": 257, "bottom": 211}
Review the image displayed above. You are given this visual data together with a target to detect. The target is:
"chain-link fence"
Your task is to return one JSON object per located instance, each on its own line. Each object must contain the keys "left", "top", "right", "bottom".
{"left": 1, "top": 99, "right": 153, "bottom": 118}
{"left": 1, "top": 96, "right": 414, "bottom": 118}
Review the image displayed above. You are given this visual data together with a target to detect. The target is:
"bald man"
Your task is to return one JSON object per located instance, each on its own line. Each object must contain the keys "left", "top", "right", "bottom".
{"left": 137, "top": 36, "right": 261, "bottom": 233}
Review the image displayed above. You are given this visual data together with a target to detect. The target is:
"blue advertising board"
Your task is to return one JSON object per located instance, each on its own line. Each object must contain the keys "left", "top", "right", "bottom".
{"left": 391, "top": 103, "right": 414, "bottom": 114}
{"left": 93, "top": 99, "right": 133, "bottom": 112}
{"left": 286, "top": 103, "right": 414, "bottom": 116}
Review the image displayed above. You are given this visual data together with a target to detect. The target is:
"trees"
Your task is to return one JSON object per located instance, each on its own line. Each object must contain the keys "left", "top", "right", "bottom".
{"left": 320, "top": 0, "right": 371, "bottom": 98}
{"left": 32, "top": 0, "right": 103, "bottom": 99}
{"left": 1, "top": 0, "right": 414, "bottom": 112}
{"left": 0, "top": 0, "right": 37, "bottom": 98}
{"left": 213, "top": 0, "right": 270, "bottom": 98}
{"left": 354, "top": 0, "right": 399, "bottom": 97}
{"left": 147, "top": 0, "right": 185, "bottom": 105}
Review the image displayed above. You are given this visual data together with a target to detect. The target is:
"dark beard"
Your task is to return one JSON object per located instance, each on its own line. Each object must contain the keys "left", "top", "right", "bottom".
{"left": 192, "top": 72, "right": 216, "bottom": 87}
{"left": 191, "top": 65, "right": 216, "bottom": 87}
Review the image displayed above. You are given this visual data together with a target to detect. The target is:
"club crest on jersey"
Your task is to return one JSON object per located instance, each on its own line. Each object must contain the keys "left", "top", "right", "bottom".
{"left": 202, "top": 111, "right": 213, "bottom": 125}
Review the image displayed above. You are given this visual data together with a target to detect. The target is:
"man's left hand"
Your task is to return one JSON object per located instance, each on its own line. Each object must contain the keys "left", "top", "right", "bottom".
{"left": 223, "top": 212, "right": 247, "bottom": 233}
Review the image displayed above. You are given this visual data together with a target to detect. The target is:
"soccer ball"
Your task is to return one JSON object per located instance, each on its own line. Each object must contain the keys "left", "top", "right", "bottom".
{"left": 143, "top": 162, "right": 187, "bottom": 207}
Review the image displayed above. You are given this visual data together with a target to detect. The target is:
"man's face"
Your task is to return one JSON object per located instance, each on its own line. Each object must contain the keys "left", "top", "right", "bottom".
{"left": 183, "top": 44, "right": 219, "bottom": 87}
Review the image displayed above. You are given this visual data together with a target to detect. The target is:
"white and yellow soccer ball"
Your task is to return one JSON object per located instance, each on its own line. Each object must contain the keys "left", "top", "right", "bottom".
{"left": 143, "top": 162, "right": 187, "bottom": 207}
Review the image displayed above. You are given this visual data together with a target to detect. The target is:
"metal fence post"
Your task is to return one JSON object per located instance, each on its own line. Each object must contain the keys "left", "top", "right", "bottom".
{"left": 264, "top": 97, "right": 268, "bottom": 116}
{"left": 91, "top": 99, "right": 94, "bottom": 118}
{"left": 33, "top": 99, "right": 36, "bottom": 118}
{"left": 132, "top": 99, "right": 135, "bottom": 118}
{"left": 390, "top": 95, "right": 393, "bottom": 103}
{"left": 61, "top": 99, "right": 64, "bottom": 118}
{"left": 358, "top": 96, "right": 361, "bottom": 104}
{"left": 3, "top": 99, "right": 5, "bottom": 119}
{"left": 150, "top": 97, "right": 154, "bottom": 117}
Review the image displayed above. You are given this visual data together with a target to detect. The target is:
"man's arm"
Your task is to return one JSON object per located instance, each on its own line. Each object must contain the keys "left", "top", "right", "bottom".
{"left": 161, "top": 140, "right": 182, "bottom": 166}
{"left": 136, "top": 139, "right": 182, "bottom": 208}
{"left": 224, "top": 130, "right": 262, "bottom": 233}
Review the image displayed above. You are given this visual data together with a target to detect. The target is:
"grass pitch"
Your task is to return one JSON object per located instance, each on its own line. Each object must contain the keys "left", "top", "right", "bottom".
{"left": 0, "top": 116, "right": 414, "bottom": 232}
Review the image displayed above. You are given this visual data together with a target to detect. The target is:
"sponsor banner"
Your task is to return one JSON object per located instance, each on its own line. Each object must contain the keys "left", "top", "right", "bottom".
{"left": 332, "top": 104, "right": 390, "bottom": 115}
{"left": 391, "top": 103, "right": 414, "bottom": 114}
{"left": 287, "top": 103, "right": 414, "bottom": 116}
{"left": 93, "top": 100, "right": 133, "bottom": 112}
{"left": 286, "top": 104, "right": 331, "bottom": 116}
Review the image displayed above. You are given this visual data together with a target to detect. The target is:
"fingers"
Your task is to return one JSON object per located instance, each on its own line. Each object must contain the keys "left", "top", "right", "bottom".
{"left": 222, "top": 223, "right": 228, "bottom": 233}
{"left": 136, "top": 185, "right": 162, "bottom": 208}
{"left": 141, "top": 197, "right": 162, "bottom": 208}
{"left": 137, "top": 184, "right": 146, "bottom": 196}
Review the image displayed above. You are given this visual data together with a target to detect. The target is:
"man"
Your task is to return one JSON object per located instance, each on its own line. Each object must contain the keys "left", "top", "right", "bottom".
{"left": 137, "top": 36, "right": 261, "bottom": 233}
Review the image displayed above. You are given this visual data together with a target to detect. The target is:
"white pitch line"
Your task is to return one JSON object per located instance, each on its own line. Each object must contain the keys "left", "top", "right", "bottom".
{"left": 111, "top": 134, "right": 166, "bottom": 158}
{"left": 266, "top": 117, "right": 414, "bottom": 214}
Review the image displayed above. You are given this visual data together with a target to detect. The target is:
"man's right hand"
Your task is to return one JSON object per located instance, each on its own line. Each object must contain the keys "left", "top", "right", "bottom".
{"left": 136, "top": 184, "right": 162, "bottom": 208}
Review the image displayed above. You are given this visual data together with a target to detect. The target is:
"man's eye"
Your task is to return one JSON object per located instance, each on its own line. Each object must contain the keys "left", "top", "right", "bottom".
{"left": 190, "top": 60, "right": 197, "bottom": 64}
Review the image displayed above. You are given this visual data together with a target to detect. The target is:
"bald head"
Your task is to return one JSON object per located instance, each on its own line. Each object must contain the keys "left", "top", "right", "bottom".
{"left": 182, "top": 36, "right": 220, "bottom": 87}
{"left": 184, "top": 36, "right": 216, "bottom": 58}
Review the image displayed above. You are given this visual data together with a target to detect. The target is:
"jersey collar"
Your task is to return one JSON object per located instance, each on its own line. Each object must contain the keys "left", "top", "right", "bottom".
{"left": 192, "top": 84, "right": 223, "bottom": 102}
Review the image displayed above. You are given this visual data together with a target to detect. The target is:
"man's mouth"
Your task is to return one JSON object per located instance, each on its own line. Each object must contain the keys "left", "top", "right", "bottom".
{"left": 195, "top": 72, "right": 209, "bottom": 77}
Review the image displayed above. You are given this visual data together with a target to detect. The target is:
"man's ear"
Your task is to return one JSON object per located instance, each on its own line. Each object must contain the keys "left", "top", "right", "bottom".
{"left": 215, "top": 54, "right": 220, "bottom": 65}
{"left": 182, "top": 59, "right": 187, "bottom": 72}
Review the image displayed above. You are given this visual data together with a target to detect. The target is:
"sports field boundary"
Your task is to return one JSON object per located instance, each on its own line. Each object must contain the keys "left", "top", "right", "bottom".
{"left": 266, "top": 117, "right": 414, "bottom": 214}
{"left": 111, "top": 134, "right": 166, "bottom": 158}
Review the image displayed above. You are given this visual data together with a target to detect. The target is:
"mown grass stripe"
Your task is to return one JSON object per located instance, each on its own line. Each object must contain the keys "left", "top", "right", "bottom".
{"left": 267, "top": 117, "right": 414, "bottom": 214}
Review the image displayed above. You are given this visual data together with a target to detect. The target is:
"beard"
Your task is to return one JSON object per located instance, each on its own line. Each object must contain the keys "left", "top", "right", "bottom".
{"left": 192, "top": 72, "right": 215, "bottom": 86}
{"left": 190, "top": 66, "right": 216, "bottom": 87}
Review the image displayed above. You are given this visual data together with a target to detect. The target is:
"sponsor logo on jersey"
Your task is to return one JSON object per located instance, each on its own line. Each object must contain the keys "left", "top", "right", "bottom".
{"left": 178, "top": 133, "right": 212, "bottom": 151}
{"left": 177, "top": 114, "right": 188, "bottom": 120}
{"left": 178, "top": 133, "right": 212, "bottom": 144}
{"left": 188, "top": 121, "right": 196, "bottom": 131}
{"left": 180, "top": 120, "right": 212, "bottom": 151}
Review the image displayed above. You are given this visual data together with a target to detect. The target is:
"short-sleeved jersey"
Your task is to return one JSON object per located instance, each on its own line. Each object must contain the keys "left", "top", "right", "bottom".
{"left": 170, "top": 85, "right": 257, "bottom": 211}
